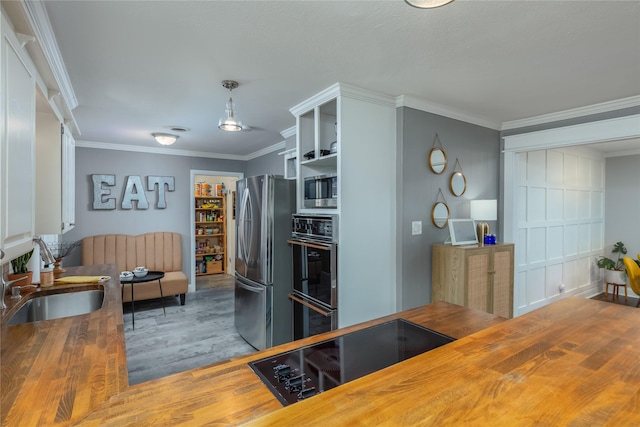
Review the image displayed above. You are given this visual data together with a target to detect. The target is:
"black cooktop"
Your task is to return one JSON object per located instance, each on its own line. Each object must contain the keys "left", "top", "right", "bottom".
{"left": 249, "top": 319, "right": 454, "bottom": 406}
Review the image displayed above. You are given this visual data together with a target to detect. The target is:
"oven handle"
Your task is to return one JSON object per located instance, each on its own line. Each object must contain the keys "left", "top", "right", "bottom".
{"left": 288, "top": 293, "right": 332, "bottom": 317}
{"left": 287, "top": 239, "right": 332, "bottom": 251}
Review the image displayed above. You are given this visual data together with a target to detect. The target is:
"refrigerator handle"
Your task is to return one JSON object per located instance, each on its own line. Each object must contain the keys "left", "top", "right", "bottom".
{"left": 238, "top": 187, "right": 251, "bottom": 262}
{"left": 238, "top": 280, "right": 265, "bottom": 293}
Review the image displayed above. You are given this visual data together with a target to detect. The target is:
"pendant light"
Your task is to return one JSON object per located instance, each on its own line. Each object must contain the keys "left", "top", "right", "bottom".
{"left": 405, "top": 0, "right": 454, "bottom": 8}
{"left": 218, "top": 80, "right": 243, "bottom": 132}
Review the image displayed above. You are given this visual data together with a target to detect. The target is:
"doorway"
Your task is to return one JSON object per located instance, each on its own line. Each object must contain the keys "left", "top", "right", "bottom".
{"left": 190, "top": 170, "right": 243, "bottom": 292}
{"left": 502, "top": 114, "right": 640, "bottom": 316}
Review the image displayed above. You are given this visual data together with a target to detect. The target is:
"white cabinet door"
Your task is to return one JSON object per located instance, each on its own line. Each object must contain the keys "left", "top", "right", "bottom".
{"left": 61, "top": 124, "right": 75, "bottom": 232}
{"left": 1, "top": 21, "right": 36, "bottom": 261}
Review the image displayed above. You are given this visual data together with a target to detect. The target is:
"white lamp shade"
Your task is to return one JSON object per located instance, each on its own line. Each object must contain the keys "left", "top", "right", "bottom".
{"left": 470, "top": 200, "right": 497, "bottom": 221}
{"left": 218, "top": 97, "right": 242, "bottom": 132}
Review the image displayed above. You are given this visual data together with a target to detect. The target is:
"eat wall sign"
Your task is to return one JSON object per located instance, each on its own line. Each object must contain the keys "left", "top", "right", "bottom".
{"left": 92, "top": 174, "right": 175, "bottom": 210}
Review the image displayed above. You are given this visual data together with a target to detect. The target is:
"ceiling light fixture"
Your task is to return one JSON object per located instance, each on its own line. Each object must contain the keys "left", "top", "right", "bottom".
{"left": 152, "top": 133, "right": 178, "bottom": 146}
{"left": 405, "top": 0, "right": 454, "bottom": 9}
{"left": 218, "top": 80, "right": 243, "bottom": 132}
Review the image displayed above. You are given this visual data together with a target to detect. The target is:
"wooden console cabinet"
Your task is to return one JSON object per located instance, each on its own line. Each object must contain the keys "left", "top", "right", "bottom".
{"left": 432, "top": 243, "right": 514, "bottom": 318}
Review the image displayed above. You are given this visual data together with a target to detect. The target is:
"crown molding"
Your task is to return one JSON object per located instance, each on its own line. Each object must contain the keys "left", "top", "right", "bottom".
{"left": 75, "top": 139, "right": 287, "bottom": 161}
{"left": 280, "top": 126, "right": 296, "bottom": 139}
{"left": 503, "top": 114, "right": 640, "bottom": 152}
{"left": 76, "top": 140, "right": 246, "bottom": 160}
{"left": 396, "top": 95, "right": 502, "bottom": 130}
{"left": 339, "top": 83, "right": 396, "bottom": 108}
{"left": 21, "top": 0, "right": 78, "bottom": 110}
{"left": 290, "top": 82, "right": 395, "bottom": 117}
{"left": 501, "top": 95, "right": 640, "bottom": 130}
{"left": 244, "top": 141, "right": 286, "bottom": 160}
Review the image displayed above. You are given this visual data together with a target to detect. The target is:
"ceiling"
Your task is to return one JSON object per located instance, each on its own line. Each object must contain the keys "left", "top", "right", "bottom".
{"left": 26, "top": 1, "right": 640, "bottom": 157}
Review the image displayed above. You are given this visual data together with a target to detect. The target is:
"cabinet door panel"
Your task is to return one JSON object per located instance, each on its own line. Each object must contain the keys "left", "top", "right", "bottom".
{"left": 467, "top": 253, "right": 490, "bottom": 312}
{"left": 1, "top": 34, "right": 35, "bottom": 260}
{"left": 492, "top": 248, "right": 514, "bottom": 318}
{"left": 62, "top": 126, "right": 75, "bottom": 231}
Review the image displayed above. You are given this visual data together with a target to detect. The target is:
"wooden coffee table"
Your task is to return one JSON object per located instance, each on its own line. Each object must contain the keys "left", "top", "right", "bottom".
{"left": 121, "top": 271, "right": 165, "bottom": 329}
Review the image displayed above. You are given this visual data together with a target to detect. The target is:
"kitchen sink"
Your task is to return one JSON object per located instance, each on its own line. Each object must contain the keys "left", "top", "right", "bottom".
{"left": 7, "top": 290, "right": 104, "bottom": 325}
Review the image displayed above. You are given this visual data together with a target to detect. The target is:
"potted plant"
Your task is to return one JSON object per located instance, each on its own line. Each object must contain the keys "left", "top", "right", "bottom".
{"left": 9, "top": 249, "right": 34, "bottom": 287}
{"left": 596, "top": 241, "right": 627, "bottom": 284}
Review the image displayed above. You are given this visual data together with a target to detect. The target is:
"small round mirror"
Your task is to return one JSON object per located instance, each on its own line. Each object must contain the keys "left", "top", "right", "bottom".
{"left": 431, "top": 202, "right": 450, "bottom": 229}
{"left": 428, "top": 148, "right": 447, "bottom": 174}
{"left": 450, "top": 171, "right": 467, "bottom": 197}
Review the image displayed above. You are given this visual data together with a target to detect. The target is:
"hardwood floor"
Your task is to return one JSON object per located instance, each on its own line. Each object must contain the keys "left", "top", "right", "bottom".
{"left": 591, "top": 291, "right": 640, "bottom": 307}
{"left": 123, "top": 273, "right": 257, "bottom": 385}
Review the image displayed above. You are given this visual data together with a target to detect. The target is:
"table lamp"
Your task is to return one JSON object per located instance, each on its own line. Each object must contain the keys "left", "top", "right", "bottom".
{"left": 470, "top": 200, "right": 497, "bottom": 246}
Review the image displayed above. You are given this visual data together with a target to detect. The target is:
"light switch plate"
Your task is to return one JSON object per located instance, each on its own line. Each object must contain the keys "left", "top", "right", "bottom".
{"left": 411, "top": 221, "right": 422, "bottom": 235}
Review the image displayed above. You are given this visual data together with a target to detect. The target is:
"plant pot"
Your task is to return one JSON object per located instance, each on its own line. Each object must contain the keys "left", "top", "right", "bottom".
{"left": 605, "top": 269, "right": 626, "bottom": 285}
{"left": 7, "top": 271, "right": 33, "bottom": 288}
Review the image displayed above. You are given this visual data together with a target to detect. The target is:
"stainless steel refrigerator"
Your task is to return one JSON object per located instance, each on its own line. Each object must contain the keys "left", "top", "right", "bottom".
{"left": 234, "top": 175, "right": 295, "bottom": 350}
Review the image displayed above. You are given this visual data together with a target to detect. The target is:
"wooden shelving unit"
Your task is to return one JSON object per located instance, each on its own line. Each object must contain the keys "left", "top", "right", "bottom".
{"left": 195, "top": 196, "right": 226, "bottom": 275}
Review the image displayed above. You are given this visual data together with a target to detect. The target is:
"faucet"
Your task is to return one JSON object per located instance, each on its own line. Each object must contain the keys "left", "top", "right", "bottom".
{"left": 2, "top": 276, "right": 29, "bottom": 309}
{"left": 33, "top": 236, "right": 56, "bottom": 266}
{"left": 1, "top": 239, "right": 56, "bottom": 310}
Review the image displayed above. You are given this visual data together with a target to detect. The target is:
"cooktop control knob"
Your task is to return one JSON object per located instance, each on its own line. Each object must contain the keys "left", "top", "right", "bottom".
{"left": 285, "top": 374, "right": 305, "bottom": 393}
{"left": 273, "top": 364, "right": 292, "bottom": 382}
{"left": 298, "top": 387, "right": 318, "bottom": 400}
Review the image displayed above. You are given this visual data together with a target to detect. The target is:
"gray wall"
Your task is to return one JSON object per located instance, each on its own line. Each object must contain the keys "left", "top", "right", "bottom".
{"left": 246, "top": 149, "right": 284, "bottom": 178}
{"left": 605, "top": 154, "right": 640, "bottom": 262}
{"left": 398, "top": 107, "right": 501, "bottom": 310}
{"left": 245, "top": 134, "right": 294, "bottom": 179}
{"left": 64, "top": 147, "right": 246, "bottom": 278}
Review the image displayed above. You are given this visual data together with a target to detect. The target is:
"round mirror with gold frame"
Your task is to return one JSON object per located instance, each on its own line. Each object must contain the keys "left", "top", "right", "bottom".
{"left": 450, "top": 171, "right": 466, "bottom": 197}
{"left": 431, "top": 201, "right": 450, "bottom": 229}
{"left": 428, "top": 148, "right": 447, "bottom": 174}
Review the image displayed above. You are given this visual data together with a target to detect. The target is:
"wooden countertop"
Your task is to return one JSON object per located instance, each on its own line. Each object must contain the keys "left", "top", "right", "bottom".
{"left": 4, "top": 264, "right": 639, "bottom": 426}
{"left": 246, "top": 297, "right": 640, "bottom": 426}
{"left": 1, "top": 264, "right": 127, "bottom": 426}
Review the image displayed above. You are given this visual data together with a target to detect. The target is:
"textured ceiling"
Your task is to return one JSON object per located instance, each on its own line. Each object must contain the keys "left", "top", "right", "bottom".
{"left": 39, "top": 0, "right": 640, "bottom": 157}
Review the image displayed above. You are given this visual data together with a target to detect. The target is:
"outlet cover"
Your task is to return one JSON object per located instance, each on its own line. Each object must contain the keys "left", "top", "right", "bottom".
{"left": 411, "top": 221, "right": 422, "bottom": 235}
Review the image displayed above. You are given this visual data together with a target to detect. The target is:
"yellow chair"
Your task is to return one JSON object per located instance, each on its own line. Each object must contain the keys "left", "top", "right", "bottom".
{"left": 623, "top": 257, "right": 640, "bottom": 308}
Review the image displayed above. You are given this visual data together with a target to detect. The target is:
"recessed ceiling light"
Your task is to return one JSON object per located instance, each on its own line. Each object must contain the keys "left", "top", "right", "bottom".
{"left": 165, "top": 126, "right": 190, "bottom": 133}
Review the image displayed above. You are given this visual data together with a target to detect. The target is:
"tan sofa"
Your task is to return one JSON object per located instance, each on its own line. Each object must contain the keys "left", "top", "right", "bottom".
{"left": 82, "top": 232, "right": 188, "bottom": 305}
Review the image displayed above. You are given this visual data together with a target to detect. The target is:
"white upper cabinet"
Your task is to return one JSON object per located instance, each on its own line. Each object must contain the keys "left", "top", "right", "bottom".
{"left": 2, "top": 5, "right": 78, "bottom": 263}
{"left": 61, "top": 123, "right": 75, "bottom": 232}
{"left": 34, "top": 100, "right": 75, "bottom": 235}
{"left": 1, "top": 12, "right": 37, "bottom": 262}
{"left": 291, "top": 88, "right": 339, "bottom": 213}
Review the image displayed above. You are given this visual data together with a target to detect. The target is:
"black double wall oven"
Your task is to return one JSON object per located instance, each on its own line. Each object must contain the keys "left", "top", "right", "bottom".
{"left": 288, "top": 214, "right": 338, "bottom": 340}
